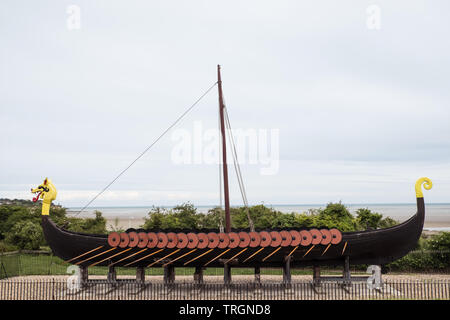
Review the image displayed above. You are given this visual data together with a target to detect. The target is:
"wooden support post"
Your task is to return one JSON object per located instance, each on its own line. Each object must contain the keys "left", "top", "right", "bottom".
{"left": 313, "top": 265, "right": 321, "bottom": 287}
{"left": 136, "top": 267, "right": 145, "bottom": 284}
{"left": 107, "top": 266, "right": 116, "bottom": 282}
{"left": 343, "top": 256, "right": 351, "bottom": 286}
{"left": 224, "top": 264, "right": 231, "bottom": 285}
{"left": 164, "top": 265, "right": 175, "bottom": 284}
{"left": 254, "top": 266, "right": 261, "bottom": 284}
{"left": 194, "top": 266, "right": 204, "bottom": 284}
{"left": 80, "top": 266, "right": 88, "bottom": 286}
{"left": 283, "top": 256, "right": 292, "bottom": 287}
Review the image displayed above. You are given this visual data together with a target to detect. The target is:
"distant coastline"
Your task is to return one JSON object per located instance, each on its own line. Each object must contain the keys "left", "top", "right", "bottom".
{"left": 67, "top": 203, "right": 450, "bottom": 231}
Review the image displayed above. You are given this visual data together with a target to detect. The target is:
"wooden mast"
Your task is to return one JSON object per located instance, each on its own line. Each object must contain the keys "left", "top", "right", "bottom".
{"left": 217, "top": 65, "right": 231, "bottom": 232}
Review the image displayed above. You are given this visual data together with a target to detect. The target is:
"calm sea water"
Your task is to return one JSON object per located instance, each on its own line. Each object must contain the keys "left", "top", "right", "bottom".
{"left": 67, "top": 203, "right": 450, "bottom": 230}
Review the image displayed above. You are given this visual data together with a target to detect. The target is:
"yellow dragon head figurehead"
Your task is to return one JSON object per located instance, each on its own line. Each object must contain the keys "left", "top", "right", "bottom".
{"left": 31, "top": 178, "right": 57, "bottom": 215}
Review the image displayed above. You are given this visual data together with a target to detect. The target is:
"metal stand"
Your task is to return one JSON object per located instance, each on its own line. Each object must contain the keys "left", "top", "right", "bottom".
{"left": 312, "top": 256, "right": 369, "bottom": 287}
{"left": 224, "top": 264, "right": 231, "bottom": 285}
{"left": 79, "top": 266, "right": 89, "bottom": 287}
{"left": 136, "top": 267, "right": 145, "bottom": 284}
{"left": 313, "top": 265, "right": 321, "bottom": 287}
{"left": 164, "top": 265, "right": 175, "bottom": 284}
{"left": 254, "top": 266, "right": 261, "bottom": 284}
{"left": 107, "top": 266, "right": 117, "bottom": 282}
{"left": 343, "top": 255, "right": 351, "bottom": 286}
{"left": 283, "top": 256, "right": 292, "bottom": 287}
{"left": 194, "top": 266, "right": 204, "bottom": 284}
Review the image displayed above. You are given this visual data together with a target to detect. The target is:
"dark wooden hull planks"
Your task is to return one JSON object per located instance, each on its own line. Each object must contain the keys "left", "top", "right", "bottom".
{"left": 41, "top": 197, "right": 426, "bottom": 269}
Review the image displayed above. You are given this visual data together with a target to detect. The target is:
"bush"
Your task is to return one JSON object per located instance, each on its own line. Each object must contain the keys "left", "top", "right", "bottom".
{"left": 425, "top": 232, "right": 450, "bottom": 269}
{"left": 64, "top": 211, "right": 108, "bottom": 234}
{"left": 5, "top": 221, "right": 44, "bottom": 250}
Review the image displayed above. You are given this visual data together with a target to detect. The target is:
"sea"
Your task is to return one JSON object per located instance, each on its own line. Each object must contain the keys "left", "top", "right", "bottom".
{"left": 67, "top": 203, "right": 450, "bottom": 231}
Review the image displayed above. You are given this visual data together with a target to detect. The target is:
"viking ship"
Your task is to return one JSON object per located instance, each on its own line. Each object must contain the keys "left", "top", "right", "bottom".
{"left": 31, "top": 66, "right": 432, "bottom": 281}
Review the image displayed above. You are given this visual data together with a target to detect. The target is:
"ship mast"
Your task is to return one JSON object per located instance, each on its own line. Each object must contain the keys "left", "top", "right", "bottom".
{"left": 217, "top": 65, "right": 231, "bottom": 232}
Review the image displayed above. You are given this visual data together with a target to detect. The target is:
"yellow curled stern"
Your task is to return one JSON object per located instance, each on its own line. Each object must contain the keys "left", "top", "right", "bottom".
{"left": 415, "top": 177, "right": 432, "bottom": 198}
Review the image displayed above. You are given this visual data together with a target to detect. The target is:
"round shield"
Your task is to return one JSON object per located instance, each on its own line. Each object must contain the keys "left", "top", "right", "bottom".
{"left": 166, "top": 232, "right": 178, "bottom": 249}
{"left": 320, "top": 229, "right": 332, "bottom": 245}
{"left": 279, "top": 230, "right": 292, "bottom": 247}
{"left": 128, "top": 231, "right": 139, "bottom": 248}
{"left": 147, "top": 232, "right": 158, "bottom": 248}
{"left": 228, "top": 232, "right": 240, "bottom": 248}
{"left": 207, "top": 232, "right": 219, "bottom": 249}
{"left": 119, "top": 232, "right": 129, "bottom": 248}
{"left": 217, "top": 233, "right": 230, "bottom": 249}
{"left": 299, "top": 230, "right": 312, "bottom": 246}
{"left": 310, "top": 229, "right": 322, "bottom": 245}
{"left": 176, "top": 232, "right": 188, "bottom": 249}
{"left": 108, "top": 232, "right": 120, "bottom": 247}
{"left": 187, "top": 232, "right": 199, "bottom": 249}
{"left": 157, "top": 232, "right": 168, "bottom": 248}
{"left": 270, "top": 231, "right": 282, "bottom": 247}
{"left": 249, "top": 231, "right": 261, "bottom": 247}
{"left": 330, "top": 228, "right": 342, "bottom": 245}
{"left": 289, "top": 230, "right": 301, "bottom": 246}
{"left": 197, "top": 233, "right": 209, "bottom": 249}
{"left": 137, "top": 232, "right": 148, "bottom": 248}
{"left": 259, "top": 231, "right": 271, "bottom": 247}
{"left": 238, "top": 232, "right": 251, "bottom": 248}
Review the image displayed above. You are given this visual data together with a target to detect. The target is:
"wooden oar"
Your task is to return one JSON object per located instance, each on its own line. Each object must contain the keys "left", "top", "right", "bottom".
{"left": 124, "top": 249, "right": 163, "bottom": 267}
{"left": 321, "top": 244, "right": 332, "bottom": 256}
{"left": 288, "top": 246, "right": 299, "bottom": 257}
{"left": 89, "top": 248, "right": 132, "bottom": 267}
{"left": 75, "top": 247, "right": 116, "bottom": 265}
{"left": 66, "top": 246, "right": 103, "bottom": 263}
{"left": 163, "top": 249, "right": 197, "bottom": 267}
{"left": 262, "top": 247, "right": 281, "bottom": 262}
{"left": 242, "top": 247, "right": 264, "bottom": 263}
{"left": 204, "top": 249, "right": 230, "bottom": 266}
{"left": 107, "top": 248, "right": 148, "bottom": 267}
{"left": 183, "top": 249, "right": 213, "bottom": 266}
{"left": 147, "top": 249, "right": 180, "bottom": 267}
{"left": 302, "top": 245, "right": 315, "bottom": 258}
{"left": 224, "top": 248, "right": 248, "bottom": 264}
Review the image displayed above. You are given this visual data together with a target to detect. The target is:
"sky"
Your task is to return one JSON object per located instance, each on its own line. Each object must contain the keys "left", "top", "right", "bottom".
{"left": 1, "top": 1, "right": 450, "bottom": 208}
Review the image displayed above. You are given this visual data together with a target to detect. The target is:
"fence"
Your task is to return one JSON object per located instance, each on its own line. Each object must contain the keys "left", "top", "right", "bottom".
{"left": 0, "top": 279, "right": 449, "bottom": 300}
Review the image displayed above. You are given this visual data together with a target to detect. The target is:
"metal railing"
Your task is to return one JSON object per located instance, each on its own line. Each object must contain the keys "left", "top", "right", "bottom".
{"left": 1, "top": 279, "right": 448, "bottom": 300}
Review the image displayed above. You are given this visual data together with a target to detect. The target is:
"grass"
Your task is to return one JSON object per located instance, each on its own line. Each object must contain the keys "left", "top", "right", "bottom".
{"left": 1, "top": 253, "right": 367, "bottom": 277}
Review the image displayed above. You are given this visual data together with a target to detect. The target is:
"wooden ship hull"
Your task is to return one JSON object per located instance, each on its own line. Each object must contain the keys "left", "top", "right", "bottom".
{"left": 41, "top": 197, "right": 426, "bottom": 269}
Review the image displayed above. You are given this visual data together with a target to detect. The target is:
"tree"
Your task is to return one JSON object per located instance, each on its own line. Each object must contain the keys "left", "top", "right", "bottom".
{"left": 356, "top": 208, "right": 383, "bottom": 230}
{"left": 316, "top": 202, "right": 357, "bottom": 231}
{"left": 142, "top": 207, "right": 168, "bottom": 229}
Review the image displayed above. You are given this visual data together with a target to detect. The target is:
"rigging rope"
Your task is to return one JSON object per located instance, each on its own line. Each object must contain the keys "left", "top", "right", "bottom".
{"left": 73, "top": 81, "right": 218, "bottom": 216}
{"left": 223, "top": 104, "right": 255, "bottom": 232}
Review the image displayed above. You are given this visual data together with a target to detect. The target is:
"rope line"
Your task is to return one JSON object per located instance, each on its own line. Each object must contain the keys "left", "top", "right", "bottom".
{"left": 74, "top": 82, "right": 218, "bottom": 216}
{"left": 223, "top": 105, "right": 255, "bottom": 231}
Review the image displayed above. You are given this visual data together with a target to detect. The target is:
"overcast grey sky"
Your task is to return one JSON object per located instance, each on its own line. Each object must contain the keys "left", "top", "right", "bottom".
{"left": 1, "top": 1, "right": 449, "bottom": 207}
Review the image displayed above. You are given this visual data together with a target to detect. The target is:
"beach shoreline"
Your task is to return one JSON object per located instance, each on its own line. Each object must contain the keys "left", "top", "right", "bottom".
{"left": 104, "top": 217, "right": 450, "bottom": 232}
